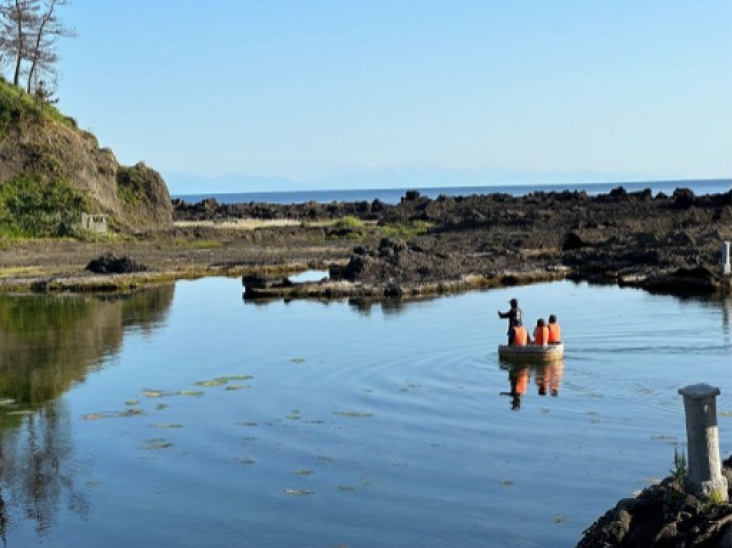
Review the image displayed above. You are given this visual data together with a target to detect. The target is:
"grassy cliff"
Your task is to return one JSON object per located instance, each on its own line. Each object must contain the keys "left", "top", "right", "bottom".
{"left": 0, "top": 79, "right": 172, "bottom": 237}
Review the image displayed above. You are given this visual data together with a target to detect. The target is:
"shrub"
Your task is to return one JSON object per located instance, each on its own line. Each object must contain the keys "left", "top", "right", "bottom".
{"left": 0, "top": 174, "right": 87, "bottom": 238}
{"left": 332, "top": 216, "right": 364, "bottom": 229}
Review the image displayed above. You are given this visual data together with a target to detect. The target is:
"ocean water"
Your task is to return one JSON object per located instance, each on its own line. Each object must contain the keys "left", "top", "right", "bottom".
{"left": 172, "top": 178, "right": 731, "bottom": 205}
{"left": 0, "top": 279, "right": 730, "bottom": 547}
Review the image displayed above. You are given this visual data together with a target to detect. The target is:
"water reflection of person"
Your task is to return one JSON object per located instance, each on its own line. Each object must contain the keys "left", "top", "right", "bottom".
{"left": 501, "top": 364, "right": 530, "bottom": 410}
{"left": 536, "top": 361, "right": 564, "bottom": 397}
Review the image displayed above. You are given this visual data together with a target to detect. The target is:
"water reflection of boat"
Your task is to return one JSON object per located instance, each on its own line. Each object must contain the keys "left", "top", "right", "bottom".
{"left": 499, "top": 360, "right": 565, "bottom": 410}
{"left": 498, "top": 342, "right": 564, "bottom": 363}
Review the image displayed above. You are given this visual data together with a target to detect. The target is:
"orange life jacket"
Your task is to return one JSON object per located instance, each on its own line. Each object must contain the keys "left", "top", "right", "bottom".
{"left": 548, "top": 323, "right": 561, "bottom": 343}
{"left": 533, "top": 325, "right": 549, "bottom": 346}
{"left": 512, "top": 326, "right": 528, "bottom": 346}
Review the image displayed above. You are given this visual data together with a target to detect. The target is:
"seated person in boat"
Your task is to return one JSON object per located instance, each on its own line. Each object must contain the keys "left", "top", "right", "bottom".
{"left": 510, "top": 324, "right": 529, "bottom": 346}
{"left": 498, "top": 298, "right": 523, "bottom": 344}
{"left": 547, "top": 314, "right": 561, "bottom": 344}
{"left": 532, "top": 318, "right": 549, "bottom": 346}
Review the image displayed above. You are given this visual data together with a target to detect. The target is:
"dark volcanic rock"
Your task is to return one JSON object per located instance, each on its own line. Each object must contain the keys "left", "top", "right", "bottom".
{"left": 86, "top": 253, "right": 149, "bottom": 274}
{"left": 173, "top": 186, "right": 732, "bottom": 297}
{"left": 577, "top": 455, "right": 732, "bottom": 547}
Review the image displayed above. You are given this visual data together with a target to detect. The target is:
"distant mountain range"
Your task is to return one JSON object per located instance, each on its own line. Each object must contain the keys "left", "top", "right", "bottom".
{"left": 163, "top": 167, "right": 661, "bottom": 195}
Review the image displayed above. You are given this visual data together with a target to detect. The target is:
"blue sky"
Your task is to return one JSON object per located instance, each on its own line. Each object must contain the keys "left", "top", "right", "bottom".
{"left": 55, "top": 1, "right": 731, "bottom": 192}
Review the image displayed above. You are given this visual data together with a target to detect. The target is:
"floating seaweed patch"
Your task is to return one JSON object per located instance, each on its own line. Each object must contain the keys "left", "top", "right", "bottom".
{"left": 239, "top": 458, "right": 256, "bottom": 465}
{"left": 221, "top": 375, "right": 253, "bottom": 381}
{"left": 719, "top": 411, "right": 732, "bottom": 418}
{"left": 82, "top": 408, "right": 144, "bottom": 421}
{"left": 338, "top": 485, "right": 356, "bottom": 492}
{"left": 82, "top": 413, "right": 108, "bottom": 421}
{"left": 501, "top": 480, "right": 515, "bottom": 486}
{"left": 156, "top": 404, "right": 168, "bottom": 411}
{"left": 289, "top": 358, "right": 305, "bottom": 363}
{"left": 150, "top": 423, "right": 183, "bottom": 429}
{"left": 291, "top": 470, "right": 314, "bottom": 476}
{"left": 141, "top": 389, "right": 172, "bottom": 398}
{"left": 225, "top": 384, "right": 250, "bottom": 391}
{"left": 554, "top": 515, "right": 567, "bottom": 523}
{"left": 125, "top": 400, "right": 140, "bottom": 406}
{"left": 142, "top": 438, "right": 173, "bottom": 450}
{"left": 120, "top": 408, "right": 145, "bottom": 418}
{"left": 195, "top": 378, "right": 229, "bottom": 387}
{"left": 650, "top": 435, "right": 677, "bottom": 441}
{"left": 177, "top": 390, "right": 205, "bottom": 397}
{"left": 235, "top": 421, "right": 258, "bottom": 427}
{"left": 333, "top": 411, "right": 374, "bottom": 418}
{"left": 284, "top": 489, "right": 314, "bottom": 496}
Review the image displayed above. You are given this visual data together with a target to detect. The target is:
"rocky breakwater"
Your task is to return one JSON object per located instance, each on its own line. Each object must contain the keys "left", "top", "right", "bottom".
{"left": 230, "top": 186, "right": 732, "bottom": 300}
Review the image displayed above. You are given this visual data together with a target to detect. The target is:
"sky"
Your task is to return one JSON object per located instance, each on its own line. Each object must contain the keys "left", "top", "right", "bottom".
{"left": 52, "top": 1, "right": 732, "bottom": 193}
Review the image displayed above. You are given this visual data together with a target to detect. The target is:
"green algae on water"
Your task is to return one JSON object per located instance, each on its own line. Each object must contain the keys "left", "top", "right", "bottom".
{"left": 284, "top": 489, "right": 314, "bottom": 496}
{"left": 177, "top": 390, "right": 205, "bottom": 397}
{"left": 333, "top": 411, "right": 374, "bottom": 418}
{"left": 142, "top": 438, "right": 173, "bottom": 450}
{"left": 195, "top": 378, "right": 229, "bottom": 387}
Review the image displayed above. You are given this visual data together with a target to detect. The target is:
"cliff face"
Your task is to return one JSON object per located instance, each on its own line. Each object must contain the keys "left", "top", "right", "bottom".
{"left": 0, "top": 81, "right": 172, "bottom": 232}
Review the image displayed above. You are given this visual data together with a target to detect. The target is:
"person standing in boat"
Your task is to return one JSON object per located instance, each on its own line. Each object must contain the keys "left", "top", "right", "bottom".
{"left": 498, "top": 298, "right": 523, "bottom": 344}
{"left": 532, "top": 318, "right": 549, "bottom": 346}
{"left": 547, "top": 314, "right": 561, "bottom": 344}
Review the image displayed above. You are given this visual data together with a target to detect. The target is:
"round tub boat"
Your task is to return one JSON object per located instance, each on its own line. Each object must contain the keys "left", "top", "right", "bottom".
{"left": 498, "top": 342, "right": 564, "bottom": 363}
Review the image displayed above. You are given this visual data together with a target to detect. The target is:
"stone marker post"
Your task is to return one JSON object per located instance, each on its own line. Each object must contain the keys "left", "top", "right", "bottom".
{"left": 722, "top": 241, "right": 731, "bottom": 276}
{"left": 678, "top": 383, "right": 728, "bottom": 500}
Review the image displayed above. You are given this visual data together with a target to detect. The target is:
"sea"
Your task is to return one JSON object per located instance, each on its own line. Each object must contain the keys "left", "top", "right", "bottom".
{"left": 172, "top": 178, "right": 731, "bottom": 205}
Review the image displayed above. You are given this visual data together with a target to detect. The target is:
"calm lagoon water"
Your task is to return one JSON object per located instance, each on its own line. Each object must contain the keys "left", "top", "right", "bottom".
{"left": 0, "top": 279, "right": 730, "bottom": 547}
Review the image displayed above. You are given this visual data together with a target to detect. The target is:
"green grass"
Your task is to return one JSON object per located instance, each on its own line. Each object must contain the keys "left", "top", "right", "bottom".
{"left": 0, "top": 79, "right": 75, "bottom": 136}
{"left": 380, "top": 220, "right": 434, "bottom": 240}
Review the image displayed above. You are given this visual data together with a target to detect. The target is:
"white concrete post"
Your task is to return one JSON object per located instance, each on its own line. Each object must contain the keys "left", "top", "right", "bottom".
{"left": 678, "top": 383, "right": 728, "bottom": 500}
{"left": 722, "top": 241, "right": 731, "bottom": 276}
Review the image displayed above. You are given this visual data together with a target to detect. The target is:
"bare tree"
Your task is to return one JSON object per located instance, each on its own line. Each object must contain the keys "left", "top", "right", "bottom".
{"left": 0, "top": 0, "right": 37, "bottom": 86}
{"left": 25, "top": 0, "right": 74, "bottom": 94}
{"left": 0, "top": 0, "right": 73, "bottom": 92}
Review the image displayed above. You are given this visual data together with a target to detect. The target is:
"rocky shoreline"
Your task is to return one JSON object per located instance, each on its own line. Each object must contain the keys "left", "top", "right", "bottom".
{"left": 178, "top": 185, "right": 732, "bottom": 300}
{"left": 577, "top": 456, "right": 732, "bottom": 547}
{"left": 1, "top": 185, "right": 731, "bottom": 297}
